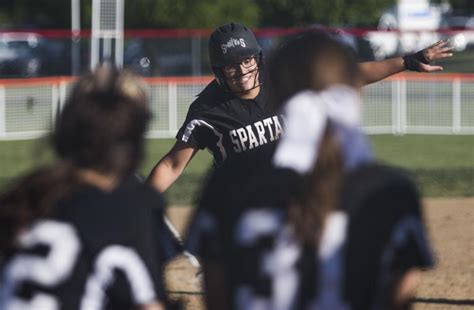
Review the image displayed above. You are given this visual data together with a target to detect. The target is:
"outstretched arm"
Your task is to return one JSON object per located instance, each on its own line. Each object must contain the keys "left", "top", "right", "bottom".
{"left": 358, "top": 39, "right": 454, "bottom": 86}
{"left": 147, "top": 140, "right": 200, "bottom": 192}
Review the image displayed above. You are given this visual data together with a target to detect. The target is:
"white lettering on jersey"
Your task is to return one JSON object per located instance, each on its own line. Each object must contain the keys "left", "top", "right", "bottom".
{"left": 273, "top": 116, "right": 284, "bottom": 140}
{"left": 263, "top": 118, "right": 275, "bottom": 141}
{"left": 182, "top": 119, "right": 227, "bottom": 161}
{"left": 254, "top": 121, "right": 268, "bottom": 145}
{"left": 229, "top": 116, "right": 284, "bottom": 154}
{"left": 236, "top": 128, "right": 248, "bottom": 152}
{"left": 230, "top": 129, "right": 242, "bottom": 153}
{"left": 246, "top": 125, "right": 259, "bottom": 150}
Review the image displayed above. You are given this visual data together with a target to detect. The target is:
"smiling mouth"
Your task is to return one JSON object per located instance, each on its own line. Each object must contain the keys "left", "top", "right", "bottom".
{"left": 231, "top": 72, "right": 253, "bottom": 84}
{"left": 237, "top": 76, "right": 251, "bottom": 84}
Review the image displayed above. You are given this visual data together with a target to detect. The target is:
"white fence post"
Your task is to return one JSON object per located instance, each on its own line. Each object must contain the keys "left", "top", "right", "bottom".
{"left": 51, "top": 83, "right": 59, "bottom": 129}
{"left": 401, "top": 78, "right": 407, "bottom": 134}
{"left": 168, "top": 82, "right": 178, "bottom": 136}
{"left": 392, "top": 79, "right": 402, "bottom": 135}
{"left": 60, "top": 80, "right": 68, "bottom": 110}
{"left": 90, "top": 0, "right": 100, "bottom": 69}
{"left": 452, "top": 78, "right": 461, "bottom": 133}
{"left": 0, "top": 86, "right": 5, "bottom": 138}
{"left": 115, "top": 0, "right": 124, "bottom": 68}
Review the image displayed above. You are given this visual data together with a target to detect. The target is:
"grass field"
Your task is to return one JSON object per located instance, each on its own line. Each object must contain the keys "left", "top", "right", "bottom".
{"left": 0, "top": 135, "right": 473, "bottom": 204}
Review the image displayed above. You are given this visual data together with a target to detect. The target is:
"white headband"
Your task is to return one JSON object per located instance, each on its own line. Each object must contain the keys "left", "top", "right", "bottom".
{"left": 272, "top": 85, "right": 364, "bottom": 174}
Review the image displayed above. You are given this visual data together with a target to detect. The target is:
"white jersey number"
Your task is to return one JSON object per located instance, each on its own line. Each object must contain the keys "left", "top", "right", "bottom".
{"left": 0, "top": 219, "right": 157, "bottom": 310}
{"left": 235, "top": 209, "right": 301, "bottom": 310}
{"left": 0, "top": 220, "right": 81, "bottom": 310}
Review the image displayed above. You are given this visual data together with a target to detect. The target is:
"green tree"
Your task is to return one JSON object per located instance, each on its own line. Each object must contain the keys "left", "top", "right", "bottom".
{"left": 0, "top": 0, "right": 70, "bottom": 28}
{"left": 0, "top": 0, "right": 260, "bottom": 29}
{"left": 124, "top": 0, "right": 260, "bottom": 28}
{"left": 183, "top": 0, "right": 260, "bottom": 28}
{"left": 256, "top": 0, "right": 395, "bottom": 27}
{"left": 448, "top": 0, "right": 474, "bottom": 14}
{"left": 6, "top": 0, "right": 474, "bottom": 30}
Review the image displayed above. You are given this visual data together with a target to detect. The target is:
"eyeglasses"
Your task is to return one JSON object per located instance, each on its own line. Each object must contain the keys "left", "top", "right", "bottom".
{"left": 223, "top": 57, "right": 257, "bottom": 75}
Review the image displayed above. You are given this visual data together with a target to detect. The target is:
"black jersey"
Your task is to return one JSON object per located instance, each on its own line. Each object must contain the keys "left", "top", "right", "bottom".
{"left": 176, "top": 80, "right": 283, "bottom": 165}
{"left": 0, "top": 177, "right": 177, "bottom": 310}
{"left": 185, "top": 156, "right": 434, "bottom": 310}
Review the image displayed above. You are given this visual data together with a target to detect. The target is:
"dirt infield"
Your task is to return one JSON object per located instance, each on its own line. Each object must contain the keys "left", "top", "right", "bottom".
{"left": 164, "top": 198, "right": 474, "bottom": 309}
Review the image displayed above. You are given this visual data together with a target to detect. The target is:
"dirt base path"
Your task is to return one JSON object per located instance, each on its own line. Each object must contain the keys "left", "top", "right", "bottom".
{"left": 165, "top": 198, "right": 474, "bottom": 309}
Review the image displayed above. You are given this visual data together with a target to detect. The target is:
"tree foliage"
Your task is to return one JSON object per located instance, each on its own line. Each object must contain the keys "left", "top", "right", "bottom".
{"left": 124, "top": 0, "right": 260, "bottom": 28}
{"left": 0, "top": 0, "right": 70, "bottom": 28}
{"left": 257, "top": 0, "right": 395, "bottom": 27}
{"left": 449, "top": 0, "right": 474, "bottom": 14}
{"left": 0, "top": 0, "right": 260, "bottom": 29}
{"left": 0, "top": 0, "right": 473, "bottom": 29}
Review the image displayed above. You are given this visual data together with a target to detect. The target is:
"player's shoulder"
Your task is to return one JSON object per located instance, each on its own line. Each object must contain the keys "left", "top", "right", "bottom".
{"left": 57, "top": 175, "right": 165, "bottom": 224}
{"left": 342, "top": 163, "right": 421, "bottom": 216}
{"left": 56, "top": 176, "right": 166, "bottom": 248}
{"left": 345, "top": 163, "right": 417, "bottom": 194}
{"left": 187, "top": 79, "right": 232, "bottom": 114}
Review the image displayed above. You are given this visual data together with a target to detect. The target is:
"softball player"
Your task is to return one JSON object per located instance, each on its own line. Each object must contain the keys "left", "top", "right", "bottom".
{"left": 148, "top": 22, "right": 453, "bottom": 192}
{"left": 185, "top": 33, "right": 434, "bottom": 310}
{"left": 0, "top": 68, "right": 178, "bottom": 310}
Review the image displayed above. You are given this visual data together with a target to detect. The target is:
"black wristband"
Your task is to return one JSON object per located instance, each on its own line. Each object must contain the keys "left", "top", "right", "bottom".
{"left": 414, "top": 50, "right": 429, "bottom": 64}
{"left": 403, "top": 50, "right": 429, "bottom": 72}
{"left": 403, "top": 54, "right": 419, "bottom": 71}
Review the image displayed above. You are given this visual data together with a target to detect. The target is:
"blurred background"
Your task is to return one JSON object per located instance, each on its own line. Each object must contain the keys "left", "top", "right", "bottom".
{"left": 0, "top": 0, "right": 472, "bottom": 204}
{"left": 0, "top": 0, "right": 473, "bottom": 77}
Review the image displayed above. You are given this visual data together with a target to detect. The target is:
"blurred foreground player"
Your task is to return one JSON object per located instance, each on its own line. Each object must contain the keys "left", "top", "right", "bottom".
{"left": 0, "top": 67, "right": 177, "bottom": 310}
{"left": 186, "top": 33, "right": 434, "bottom": 310}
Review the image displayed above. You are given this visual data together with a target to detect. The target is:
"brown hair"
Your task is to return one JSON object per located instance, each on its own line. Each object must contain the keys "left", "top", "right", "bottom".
{"left": 266, "top": 32, "right": 359, "bottom": 246}
{"left": 265, "top": 32, "right": 359, "bottom": 114}
{"left": 53, "top": 66, "right": 150, "bottom": 177}
{"left": 0, "top": 66, "right": 151, "bottom": 252}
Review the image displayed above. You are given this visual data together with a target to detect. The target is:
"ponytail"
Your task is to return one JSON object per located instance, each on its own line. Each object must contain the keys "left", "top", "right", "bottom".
{"left": 288, "top": 125, "right": 344, "bottom": 247}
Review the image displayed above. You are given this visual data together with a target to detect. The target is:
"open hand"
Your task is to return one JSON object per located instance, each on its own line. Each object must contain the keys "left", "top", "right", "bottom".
{"left": 418, "top": 39, "right": 454, "bottom": 72}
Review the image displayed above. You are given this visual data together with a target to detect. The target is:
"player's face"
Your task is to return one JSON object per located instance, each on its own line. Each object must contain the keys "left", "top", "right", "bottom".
{"left": 223, "top": 56, "right": 260, "bottom": 96}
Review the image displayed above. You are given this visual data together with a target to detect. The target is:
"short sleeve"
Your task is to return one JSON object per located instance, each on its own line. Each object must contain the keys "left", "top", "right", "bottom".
{"left": 175, "top": 116, "right": 216, "bottom": 150}
{"left": 345, "top": 167, "right": 434, "bottom": 270}
{"left": 343, "top": 165, "right": 435, "bottom": 307}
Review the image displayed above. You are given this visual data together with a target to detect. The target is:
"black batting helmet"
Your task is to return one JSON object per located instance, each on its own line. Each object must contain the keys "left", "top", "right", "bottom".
{"left": 208, "top": 23, "right": 263, "bottom": 90}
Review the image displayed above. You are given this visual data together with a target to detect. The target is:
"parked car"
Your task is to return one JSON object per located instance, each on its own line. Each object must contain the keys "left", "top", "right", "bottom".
{"left": 0, "top": 32, "right": 70, "bottom": 78}
{"left": 365, "top": 0, "right": 447, "bottom": 59}
{"left": 0, "top": 33, "right": 43, "bottom": 77}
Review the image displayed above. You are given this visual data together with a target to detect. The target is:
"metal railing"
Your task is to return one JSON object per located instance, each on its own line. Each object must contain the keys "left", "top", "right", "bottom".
{"left": 0, "top": 73, "right": 473, "bottom": 141}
